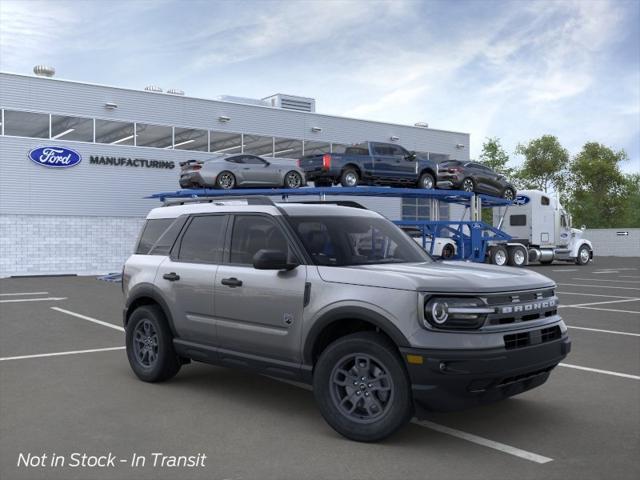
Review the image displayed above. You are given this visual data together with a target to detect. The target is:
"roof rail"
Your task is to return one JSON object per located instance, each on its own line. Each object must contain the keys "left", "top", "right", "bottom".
{"left": 285, "top": 200, "right": 368, "bottom": 209}
{"left": 161, "top": 195, "right": 275, "bottom": 207}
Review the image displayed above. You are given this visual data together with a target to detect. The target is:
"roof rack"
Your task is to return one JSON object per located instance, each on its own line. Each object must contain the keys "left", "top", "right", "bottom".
{"left": 285, "top": 200, "right": 367, "bottom": 209}
{"left": 160, "top": 195, "right": 275, "bottom": 207}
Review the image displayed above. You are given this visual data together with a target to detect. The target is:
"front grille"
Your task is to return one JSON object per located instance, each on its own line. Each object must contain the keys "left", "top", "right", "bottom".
{"left": 485, "top": 288, "right": 558, "bottom": 326}
{"left": 504, "top": 326, "right": 562, "bottom": 350}
{"left": 498, "top": 366, "right": 555, "bottom": 387}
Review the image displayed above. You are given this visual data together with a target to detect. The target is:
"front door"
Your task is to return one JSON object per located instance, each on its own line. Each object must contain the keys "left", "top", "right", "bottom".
{"left": 372, "top": 143, "right": 415, "bottom": 182}
{"left": 214, "top": 214, "right": 307, "bottom": 362}
{"left": 156, "top": 214, "right": 228, "bottom": 344}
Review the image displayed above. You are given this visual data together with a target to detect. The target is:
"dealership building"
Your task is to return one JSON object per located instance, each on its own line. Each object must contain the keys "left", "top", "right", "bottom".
{"left": 0, "top": 69, "right": 470, "bottom": 277}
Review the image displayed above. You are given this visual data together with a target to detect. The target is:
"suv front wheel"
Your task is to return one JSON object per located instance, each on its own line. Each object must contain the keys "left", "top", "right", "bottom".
{"left": 126, "top": 305, "right": 181, "bottom": 382}
{"left": 313, "top": 332, "right": 413, "bottom": 442}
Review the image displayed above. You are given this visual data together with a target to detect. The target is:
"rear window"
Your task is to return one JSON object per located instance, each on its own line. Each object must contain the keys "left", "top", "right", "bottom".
{"left": 136, "top": 219, "right": 174, "bottom": 254}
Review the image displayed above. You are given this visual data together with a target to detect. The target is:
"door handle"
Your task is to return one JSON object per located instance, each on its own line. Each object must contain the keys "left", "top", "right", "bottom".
{"left": 163, "top": 272, "right": 180, "bottom": 281}
{"left": 221, "top": 277, "right": 243, "bottom": 288}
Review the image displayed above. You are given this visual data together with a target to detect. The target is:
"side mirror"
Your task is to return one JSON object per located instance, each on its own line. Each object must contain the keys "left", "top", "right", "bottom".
{"left": 581, "top": 225, "right": 586, "bottom": 231}
{"left": 253, "top": 249, "right": 298, "bottom": 271}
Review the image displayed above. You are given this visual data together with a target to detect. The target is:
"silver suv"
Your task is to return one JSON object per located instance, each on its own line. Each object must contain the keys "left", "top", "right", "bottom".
{"left": 123, "top": 197, "right": 570, "bottom": 442}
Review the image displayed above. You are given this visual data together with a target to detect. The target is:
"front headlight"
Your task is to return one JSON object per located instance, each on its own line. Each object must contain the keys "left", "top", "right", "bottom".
{"left": 424, "top": 297, "right": 494, "bottom": 330}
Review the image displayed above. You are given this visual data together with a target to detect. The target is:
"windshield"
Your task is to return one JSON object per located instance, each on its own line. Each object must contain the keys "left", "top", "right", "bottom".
{"left": 287, "top": 215, "right": 433, "bottom": 266}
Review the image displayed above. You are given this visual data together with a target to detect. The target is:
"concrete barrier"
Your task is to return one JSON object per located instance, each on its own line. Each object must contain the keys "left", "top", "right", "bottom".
{"left": 585, "top": 228, "right": 640, "bottom": 257}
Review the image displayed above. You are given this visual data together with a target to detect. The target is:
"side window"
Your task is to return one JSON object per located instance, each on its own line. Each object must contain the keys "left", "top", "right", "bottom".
{"left": 541, "top": 196, "right": 550, "bottom": 206}
{"left": 177, "top": 215, "right": 226, "bottom": 263}
{"left": 561, "top": 215, "right": 567, "bottom": 228}
{"left": 510, "top": 215, "right": 527, "bottom": 226}
{"left": 242, "top": 155, "right": 267, "bottom": 165}
{"left": 148, "top": 217, "right": 187, "bottom": 255}
{"left": 389, "top": 145, "right": 408, "bottom": 157}
{"left": 136, "top": 218, "right": 174, "bottom": 254}
{"left": 229, "top": 216, "right": 290, "bottom": 265}
{"left": 226, "top": 156, "right": 244, "bottom": 164}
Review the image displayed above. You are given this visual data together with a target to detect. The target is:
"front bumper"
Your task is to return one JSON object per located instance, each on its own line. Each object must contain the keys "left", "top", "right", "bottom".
{"left": 400, "top": 335, "right": 571, "bottom": 413}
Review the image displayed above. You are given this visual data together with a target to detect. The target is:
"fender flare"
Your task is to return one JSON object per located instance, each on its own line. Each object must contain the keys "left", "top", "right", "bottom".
{"left": 302, "top": 306, "right": 411, "bottom": 365}
{"left": 124, "top": 283, "right": 177, "bottom": 336}
{"left": 571, "top": 238, "right": 594, "bottom": 258}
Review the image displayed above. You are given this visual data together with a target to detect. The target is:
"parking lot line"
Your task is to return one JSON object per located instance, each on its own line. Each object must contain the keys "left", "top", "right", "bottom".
{"left": 51, "top": 307, "right": 125, "bottom": 332}
{"left": 566, "top": 305, "right": 640, "bottom": 315}
{"left": 557, "top": 283, "right": 640, "bottom": 291}
{"left": 0, "top": 346, "right": 125, "bottom": 362}
{"left": 559, "top": 363, "right": 640, "bottom": 380}
{"left": 572, "top": 278, "right": 640, "bottom": 284}
{"left": 557, "top": 291, "right": 636, "bottom": 299}
{"left": 567, "top": 325, "right": 640, "bottom": 337}
{"left": 412, "top": 420, "right": 553, "bottom": 464}
{"left": 558, "top": 298, "right": 640, "bottom": 308}
{"left": 552, "top": 269, "right": 579, "bottom": 272}
{"left": 0, "top": 297, "right": 67, "bottom": 303}
{"left": 269, "top": 377, "right": 554, "bottom": 464}
{"left": 0, "top": 291, "right": 49, "bottom": 296}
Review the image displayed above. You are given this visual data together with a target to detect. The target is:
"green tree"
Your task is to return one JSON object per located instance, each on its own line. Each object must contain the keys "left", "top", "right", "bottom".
{"left": 566, "top": 142, "right": 629, "bottom": 228}
{"left": 619, "top": 174, "right": 640, "bottom": 227}
{"left": 515, "top": 135, "right": 569, "bottom": 193}
{"left": 479, "top": 137, "right": 514, "bottom": 177}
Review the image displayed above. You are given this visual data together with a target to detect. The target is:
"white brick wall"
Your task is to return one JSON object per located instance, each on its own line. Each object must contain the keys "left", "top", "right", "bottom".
{"left": 0, "top": 214, "right": 145, "bottom": 277}
{"left": 584, "top": 228, "right": 640, "bottom": 257}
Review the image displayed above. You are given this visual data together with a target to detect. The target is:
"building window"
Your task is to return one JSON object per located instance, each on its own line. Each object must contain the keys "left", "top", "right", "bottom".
{"left": 51, "top": 114, "right": 93, "bottom": 142}
{"left": 401, "top": 199, "right": 449, "bottom": 221}
{"left": 210, "top": 131, "right": 242, "bottom": 154}
{"left": 3, "top": 110, "right": 49, "bottom": 138}
{"left": 303, "top": 140, "right": 330, "bottom": 156}
{"left": 273, "top": 137, "right": 303, "bottom": 159}
{"left": 135, "top": 123, "right": 173, "bottom": 148}
{"left": 243, "top": 134, "right": 274, "bottom": 156}
{"left": 95, "top": 119, "right": 135, "bottom": 145}
{"left": 173, "top": 127, "right": 208, "bottom": 151}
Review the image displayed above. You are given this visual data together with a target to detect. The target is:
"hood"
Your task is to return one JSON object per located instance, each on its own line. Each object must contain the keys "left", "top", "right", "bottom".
{"left": 317, "top": 261, "right": 555, "bottom": 293}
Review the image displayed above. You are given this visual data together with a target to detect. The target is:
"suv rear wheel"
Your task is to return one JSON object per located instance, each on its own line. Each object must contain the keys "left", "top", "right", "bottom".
{"left": 126, "top": 305, "right": 181, "bottom": 382}
{"left": 313, "top": 332, "right": 413, "bottom": 442}
{"left": 340, "top": 168, "right": 360, "bottom": 187}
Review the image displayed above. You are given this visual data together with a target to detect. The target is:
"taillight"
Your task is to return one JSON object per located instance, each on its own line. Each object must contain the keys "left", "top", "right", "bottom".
{"left": 322, "top": 154, "right": 331, "bottom": 170}
{"left": 448, "top": 167, "right": 461, "bottom": 173}
{"left": 297, "top": 159, "right": 301, "bottom": 167}
{"left": 192, "top": 164, "right": 202, "bottom": 170}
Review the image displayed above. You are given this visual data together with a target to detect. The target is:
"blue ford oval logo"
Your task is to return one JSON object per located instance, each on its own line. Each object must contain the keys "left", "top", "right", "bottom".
{"left": 514, "top": 195, "right": 530, "bottom": 205}
{"left": 28, "top": 146, "right": 82, "bottom": 168}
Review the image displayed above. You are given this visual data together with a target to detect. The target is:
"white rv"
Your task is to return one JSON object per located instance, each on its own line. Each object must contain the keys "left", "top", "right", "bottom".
{"left": 490, "top": 190, "right": 593, "bottom": 267}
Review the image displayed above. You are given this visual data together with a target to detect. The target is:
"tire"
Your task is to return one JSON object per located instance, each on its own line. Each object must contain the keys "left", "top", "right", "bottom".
{"left": 491, "top": 245, "right": 508, "bottom": 266}
{"left": 575, "top": 245, "right": 591, "bottom": 265}
{"left": 126, "top": 305, "right": 181, "bottom": 383}
{"left": 461, "top": 177, "right": 475, "bottom": 193}
{"left": 502, "top": 187, "right": 515, "bottom": 201}
{"left": 284, "top": 170, "right": 303, "bottom": 189}
{"left": 216, "top": 171, "right": 236, "bottom": 189}
{"left": 340, "top": 168, "right": 360, "bottom": 187}
{"left": 418, "top": 172, "right": 435, "bottom": 190}
{"left": 507, "top": 246, "right": 527, "bottom": 267}
{"left": 313, "top": 332, "right": 413, "bottom": 442}
{"left": 441, "top": 243, "right": 455, "bottom": 259}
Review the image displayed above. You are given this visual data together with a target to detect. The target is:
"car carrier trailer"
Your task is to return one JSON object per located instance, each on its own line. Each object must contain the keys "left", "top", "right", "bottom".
{"left": 149, "top": 186, "right": 593, "bottom": 267}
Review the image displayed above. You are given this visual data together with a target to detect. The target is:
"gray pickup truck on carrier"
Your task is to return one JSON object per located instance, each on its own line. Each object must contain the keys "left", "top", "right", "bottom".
{"left": 298, "top": 141, "right": 439, "bottom": 189}
{"left": 123, "top": 197, "right": 570, "bottom": 442}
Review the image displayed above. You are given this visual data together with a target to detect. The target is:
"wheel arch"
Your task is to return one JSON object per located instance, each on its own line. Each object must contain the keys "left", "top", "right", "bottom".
{"left": 419, "top": 167, "right": 436, "bottom": 179}
{"left": 342, "top": 163, "right": 362, "bottom": 176}
{"left": 303, "top": 306, "right": 410, "bottom": 366}
{"left": 124, "top": 283, "right": 177, "bottom": 336}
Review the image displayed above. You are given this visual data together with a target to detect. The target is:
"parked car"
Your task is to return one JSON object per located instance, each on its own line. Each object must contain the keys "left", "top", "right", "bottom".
{"left": 298, "top": 141, "right": 439, "bottom": 189}
{"left": 123, "top": 197, "right": 569, "bottom": 442}
{"left": 400, "top": 226, "right": 457, "bottom": 259}
{"left": 179, "top": 154, "right": 306, "bottom": 189}
{"left": 437, "top": 160, "right": 516, "bottom": 199}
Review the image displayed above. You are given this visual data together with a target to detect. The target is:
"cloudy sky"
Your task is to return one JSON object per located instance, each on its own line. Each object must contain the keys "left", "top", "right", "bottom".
{"left": 1, "top": 0, "right": 638, "bottom": 172}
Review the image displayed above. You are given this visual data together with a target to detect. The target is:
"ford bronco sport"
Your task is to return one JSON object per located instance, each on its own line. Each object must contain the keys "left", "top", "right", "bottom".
{"left": 123, "top": 196, "right": 570, "bottom": 442}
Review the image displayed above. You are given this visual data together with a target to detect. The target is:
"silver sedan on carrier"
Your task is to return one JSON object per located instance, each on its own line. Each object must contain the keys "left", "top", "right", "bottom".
{"left": 179, "top": 154, "right": 306, "bottom": 189}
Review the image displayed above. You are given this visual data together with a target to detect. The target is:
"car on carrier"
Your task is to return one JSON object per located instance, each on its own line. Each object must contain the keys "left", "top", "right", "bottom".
{"left": 298, "top": 141, "right": 439, "bottom": 189}
{"left": 123, "top": 196, "right": 570, "bottom": 442}
{"left": 179, "top": 154, "right": 306, "bottom": 189}
{"left": 437, "top": 160, "right": 517, "bottom": 199}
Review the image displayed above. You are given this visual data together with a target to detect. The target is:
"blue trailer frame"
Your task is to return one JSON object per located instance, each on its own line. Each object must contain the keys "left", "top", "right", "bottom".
{"left": 148, "top": 187, "right": 513, "bottom": 263}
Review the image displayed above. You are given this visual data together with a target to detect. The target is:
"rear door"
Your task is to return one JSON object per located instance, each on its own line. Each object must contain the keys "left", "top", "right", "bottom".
{"left": 156, "top": 214, "right": 228, "bottom": 344}
{"left": 214, "top": 214, "right": 307, "bottom": 362}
